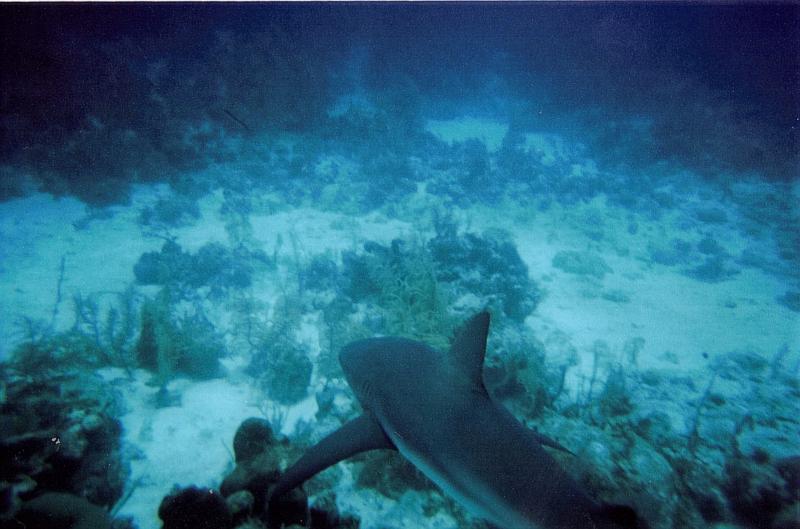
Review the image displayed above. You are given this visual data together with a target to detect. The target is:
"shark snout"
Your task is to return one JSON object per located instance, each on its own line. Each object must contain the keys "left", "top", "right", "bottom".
{"left": 339, "top": 338, "right": 385, "bottom": 387}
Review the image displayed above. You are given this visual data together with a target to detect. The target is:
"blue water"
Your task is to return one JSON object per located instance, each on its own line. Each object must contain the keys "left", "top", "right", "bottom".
{"left": 0, "top": 4, "right": 798, "bottom": 529}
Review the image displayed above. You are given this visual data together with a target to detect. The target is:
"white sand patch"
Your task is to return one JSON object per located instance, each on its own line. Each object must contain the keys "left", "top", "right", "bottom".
{"left": 0, "top": 189, "right": 163, "bottom": 359}
{"left": 536, "top": 265, "right": 799, "bottom": 370}
{"left": 104, "top": 369, "right": 264, "bottom": 529}
{"left": 332, "top": 463, "right": 458, "bottom": 529}
{"left": 342, "top": 490, "right": 459, "bottom": 529}
{"left": 249, "top": 207, "right": 414, "bottom": 258}
{"left": 521, "top": 132, "right": 574, "bottom": 166}
{"left": 0, "top": 194, "right": 86, "bottom": 347}
{"left": 163, "top": 190, "right": 230, "bottom": 252}
{"left": 461, "top": 193, "right": 798, "bottom": 389}
{"left": 104, "top": 365, "right": 318, "bottom": 529}
{"left": 426, "top": 117, "right": 509, "bottom": 152}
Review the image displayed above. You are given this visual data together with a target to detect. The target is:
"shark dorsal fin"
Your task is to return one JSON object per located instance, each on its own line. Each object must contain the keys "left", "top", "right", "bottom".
{"left": 450, "top": 311, "right": 490, "bottom": 388}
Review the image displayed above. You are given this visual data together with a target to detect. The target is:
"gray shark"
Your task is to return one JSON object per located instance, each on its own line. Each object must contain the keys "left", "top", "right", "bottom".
{"left": 269, "top": 312, "right": 644, "bottom": 529}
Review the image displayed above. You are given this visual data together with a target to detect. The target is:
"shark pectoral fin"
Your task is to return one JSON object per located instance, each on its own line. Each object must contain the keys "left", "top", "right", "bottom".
{"left": 530, "top": 429, "right": 575, "bottom": 456}
{"left": 269, "top": 413, "right": 394, "bottom": 501}
{"left": 450, "top": 311, "right": 490, "bottom": 390}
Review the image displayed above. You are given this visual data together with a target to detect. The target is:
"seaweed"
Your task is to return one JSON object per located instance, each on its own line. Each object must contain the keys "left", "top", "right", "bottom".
{"left": 10, "top": 325, "right": 103, "bottom": 378}
{"left": 253, "top": 339, "right": 312, "bottom": 406}
{"left": 227, "top": 292, "right": 269, "bottom": 355}
{"left": 247, "top": 296, "right": 312, "bottom": 406}
{"left": 374, "top": 243, "right": 453, "bottom": 346}
{"left": 342, "top": 239, "right": 455, "bottom": 349}
{"left": 318, "top": 295, "right": 369, "bottom": 380}
{"left": 73, "top": 288, "right": 138, "bottom": 375}
{"left": 220, "top": 189, "right": 256, "bottom": 251}
{"left": 11, "top": 288, "right": 138, "bottom": 378}
{"left": 622, "top": 337, "right": 646, "bottom": 368}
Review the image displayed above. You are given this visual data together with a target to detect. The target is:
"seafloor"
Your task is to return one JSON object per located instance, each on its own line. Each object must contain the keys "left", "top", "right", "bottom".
{"left": 0, "top": 5, "right": 798, "bottom": 528}
{"left": 1, "top": 115, "right": 798, "bottom": 529}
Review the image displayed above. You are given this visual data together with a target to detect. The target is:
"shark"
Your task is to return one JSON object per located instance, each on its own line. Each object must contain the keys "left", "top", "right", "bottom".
{"left": 269, "top": 312, "right": 645, "bottom": 529}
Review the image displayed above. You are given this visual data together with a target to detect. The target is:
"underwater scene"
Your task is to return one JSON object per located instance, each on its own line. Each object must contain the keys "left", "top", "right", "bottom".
{"left": 0, "top": 3, "right": 798, "bottom": 529}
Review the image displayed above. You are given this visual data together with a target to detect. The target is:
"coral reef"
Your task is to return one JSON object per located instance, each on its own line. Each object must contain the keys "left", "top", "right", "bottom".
{"left": 626, "top": 349, "right": 800, "bottom": 529}
{"left": 354, "top": 450, "right": 435, "bottom": 499}
{"left": 693, "top": 207, "right": 729, "bottom": 225}
{"left": 14, "top": 492, "right": 113, "bottom": 529}
{"left": 483, "top": 327, "right": 571, "bottom": 419}
{"left": 138, "top": 194, "right": 201, "bottom": 231}
{"left": 133, "top": 240, "right": 192, "bottom": 287}
{"left": 133, "top": 240, "right": 260, "bottom": 298}
{"left": 159, "top": 486, "right": 234, "bottom": 529}
{"left": 1, "top": 14, "right": 334, "bottom": 206}
{"left": 336, "top": 228, "right": 541, "bottom": 352}
{"left": 135, "top": 290, "right": 224, "bottom": 382}
{"left": 428, "top": 230, "right": 541, "bottom": 322}
{"left": 234, "top": 418, "right": 278, "bottom": 464}
{"left": 647, "top": 238, "right": 692, "bottom": 267}
{"left": 601, "top": 289, "right": 631, "bottom": 304}
{"left": 684, "top": 255, "right": 740, "bottom": 283}
{"left": 722, "top": 455, "right": 793, "bottom": 529}
{"left": 213, "top": 418, "right": 356, "bottom": 529}
{"left": 645, "top": 235, "right": 740, "bottom": 283}
{"left": 300, "top": 254, "right": 341, "bottom": 293}
{"left": 0, "top": 369, "right": 127, "bottom": 526}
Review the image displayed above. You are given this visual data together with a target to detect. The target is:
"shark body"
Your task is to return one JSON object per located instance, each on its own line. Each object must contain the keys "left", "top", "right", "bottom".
{"left": 269, "top": 312, "right": 642, "bottom": 529}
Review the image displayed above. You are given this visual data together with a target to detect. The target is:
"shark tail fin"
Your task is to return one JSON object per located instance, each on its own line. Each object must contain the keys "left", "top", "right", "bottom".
{"left": 592, "top": 503, "right": 648, "bottom": 529}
